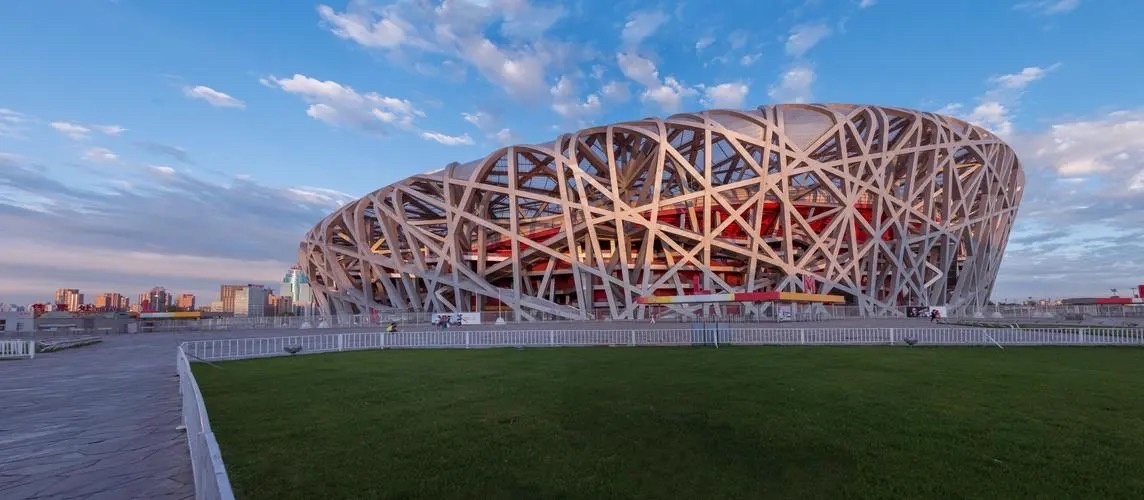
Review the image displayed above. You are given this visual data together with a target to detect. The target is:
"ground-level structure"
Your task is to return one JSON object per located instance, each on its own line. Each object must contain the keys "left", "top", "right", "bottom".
{"left": 300, "top": 103, "right": 1024, "bottom": 320}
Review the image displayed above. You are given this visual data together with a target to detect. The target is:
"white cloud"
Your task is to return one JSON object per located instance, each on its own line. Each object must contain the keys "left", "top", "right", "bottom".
{"left": 459, "top": 110, "right": 519, "bottom": 145}
{"left": 740, "top": 53, "right": 762, "bottom": 66}
{"left": 966, "top": 101, "right": 1013, "bottom": 137}
{"left": 317, "top": 3, "right": 415, "bottom": 49}
{"left": 0, "top": 152, "right": 23, "bottom": 167}
{"left": 695, "top": 36, "right": 714, "bottom": 51}
{"left": 51, "top": 121, "right": 92, "bottom": 139}
{"left": 601, "top": 81, "right": 630, "bottom": 102}
{"left": 858, "top": 0, "right": 877, "bottom": 7}
{"left": 641, "top": 78, "right": 697, "bottom": 113}
{"left": 700, "top": 82, "right": 750, "bottom": 109}
{"left": 462, "top": 111, "right": 497, "bottom": 131}
{"left": 263, "top": 74, "right": 423, "bottom": 133}
{"left": 550, "top": 76, "right": 602, "bottom": 119}
{"left": 992, "top": 108, "right": 1144, "bottom": 298}
{"left": 0, "top": 108, "right": 23, "bottom": 124}
{"left": 0, "top": 153, "right": 355, "bottom": 303}
{"left": 50, "top": 120, "right": 127, "bottom": 140}
{"left": 183, "top": 85, "right": 246, "bottom": 109}
{"left": 616, "top": 52, "right": 697, "bottom": 113}
{"left": 81, "top": 147, "right": 119, "bottom": 163}
{"left": 728, "top": 31, "right": 748, "bottom": 50}
{"left": 616, "top": 52, "right": 660, "bottom": 89}
{"left": 456, "top": 38, "right": 552, "bottom": 99}
{"left": 990, "top": 64, "right": 1060, "bottom": 91}
{"left": 621, "top": 10, "right": 668, "bottom": 47}
{"left": 938, "top": 63, "right": 1060, "bottom": 138}
{"left": 785, "top": 24, "right": 832, "bottom": 58}
{"left": 938, "top": 64, "right": 1061, "bottom": 139}
{"left": 420, "top": 131, "right": 475, "bottom": 146}
{"left": 0, "top": 108, "right": 27, "bottom": 138}
{"left": 1015, "top": 0, "right": 1081, "bottom": 15}
{"left": 149, "top": 165, "right": 177, "bottom": 175}
{"left": 316, "top": 1, "right": 570, "bottom": 100}
{"left": 1021, "top": 109, "right": 1144, "bottom": 177}
{"left": 92, "top": 124, "right": 127, "bottom": 135}
{"left": 768, "top": 66, "right": 816, "bottom": 103}
{"left": 493, "top": 128, "right": 515, "bottom": 146}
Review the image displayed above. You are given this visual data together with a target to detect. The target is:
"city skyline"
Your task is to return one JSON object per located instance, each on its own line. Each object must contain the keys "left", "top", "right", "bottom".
{"left": 2, "top": 0, "right": 1143, "bottom": 303}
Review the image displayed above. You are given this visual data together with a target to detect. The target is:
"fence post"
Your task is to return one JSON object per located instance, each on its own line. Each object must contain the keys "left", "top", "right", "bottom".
{"left": 1078, "top": 328, "right": 1086, "bottom": 345}
{"left": 380, "top": 331, "right": 386, "bottom": 350}
{"left": 29, "top": 340, "right": 35, "bottom": 359}
{"left": 630, "top": 330, "right": 636, "bottom": 346}
{"left": 887, "top": 328, "right": 895, "bottom": 345}
{"left": 464, "top": 331, "right": 470, "bottom": 349}
{"left": 338, "top": 334, "right": 345, "bottom": 352}
{"left": 549, "top": 330, "right": 555, "bottom": 346}
{"left": 799, "top": 329, "right": 806, "bottom": 345}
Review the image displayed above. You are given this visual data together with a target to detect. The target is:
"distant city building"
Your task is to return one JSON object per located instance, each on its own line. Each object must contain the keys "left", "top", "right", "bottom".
{"left": 233, "top": 285, "right": 269, "bottom": 317}
{"left": 94, "top": 292, "right": 129, "bottom": 312}
{"left": 219, "top": 284, "right": 247, "bottom": 314}
{"left": 0, "top": 310, "right": 34, "bottom": 332}
{"left": 139, "top": 287, "right": 171, "bottom": 313}
{"left": 209, "top": 300, "right": 225, "bottom": 313}
{"left": 54, "top": 288, "right": 82, "bottom": 312}
{"left": 177, "top": 293, "right": 196, "bottom": 311}
{"left": 270, "top": 294, "right": 294, "bottom": 316}
{"left": 280, "top": 266, "right": 313, "bottom": 316}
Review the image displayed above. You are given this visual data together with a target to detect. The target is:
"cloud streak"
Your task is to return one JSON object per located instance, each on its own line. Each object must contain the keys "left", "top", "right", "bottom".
{"left": 0, "top": 151, "right": 355, "bottom": 303}
{"left": 183, "top": 85, "right": 246, "bottom": 109}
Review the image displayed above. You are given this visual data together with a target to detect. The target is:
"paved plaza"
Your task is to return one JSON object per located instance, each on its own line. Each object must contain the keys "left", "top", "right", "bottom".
{"left": 0, "top": 334, "right": 197, "bottom": 499}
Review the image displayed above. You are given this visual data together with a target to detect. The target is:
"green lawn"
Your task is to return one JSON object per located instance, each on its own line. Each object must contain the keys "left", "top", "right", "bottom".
{"left": 194, "top": 347, "right": 1144, "bottom": 500}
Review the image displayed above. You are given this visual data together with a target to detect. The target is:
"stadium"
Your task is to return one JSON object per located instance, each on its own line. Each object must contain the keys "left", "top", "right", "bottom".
{"left": 299, "top": 103, "right": 1024, "bottom": 321}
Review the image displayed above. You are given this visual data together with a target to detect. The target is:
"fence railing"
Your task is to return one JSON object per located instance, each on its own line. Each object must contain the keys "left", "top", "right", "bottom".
{"left": 959, "top": 305, "right": 1144, "bottom": 319}
{"left": 0, "top": 339, "right": 35, "bottom": 359}
{"left": 176, "top": 348, "right": 235, "bottom": 500}
{"left": 179, "top": 326, "right": 1144, "bottom": 361}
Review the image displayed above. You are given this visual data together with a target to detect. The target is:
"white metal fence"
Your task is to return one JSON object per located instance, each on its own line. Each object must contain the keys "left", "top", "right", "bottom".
{"left": 176, "top": 348, "right": 235, "bottom": 500}
{"left": 179, "top": 326, "right": 1144, "bottom": 362}
{"left": 0, "top": 339, "right": 35, "bottom": 359}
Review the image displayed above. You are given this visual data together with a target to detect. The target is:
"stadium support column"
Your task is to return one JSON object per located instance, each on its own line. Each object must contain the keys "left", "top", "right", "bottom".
{"left": 702, "top": 123, "right": 714, "bottom": 319}
{"left": 507, "top": 147, "right": 522, "bottom": 322}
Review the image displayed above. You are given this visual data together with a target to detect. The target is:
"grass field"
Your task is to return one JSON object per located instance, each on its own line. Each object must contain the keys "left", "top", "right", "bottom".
{"left": 195, "top": 347, "right": 1144, "bottom": 500}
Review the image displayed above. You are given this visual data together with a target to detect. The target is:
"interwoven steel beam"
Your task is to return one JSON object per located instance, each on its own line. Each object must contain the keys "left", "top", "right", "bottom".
{"left": 299, "top": 103, "right": 1024, "bottom": 320}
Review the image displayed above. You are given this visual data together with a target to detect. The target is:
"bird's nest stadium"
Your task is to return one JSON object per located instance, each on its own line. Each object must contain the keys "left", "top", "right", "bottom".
{"left": 299, "top": 103, "right": 1024, "bottom": 321}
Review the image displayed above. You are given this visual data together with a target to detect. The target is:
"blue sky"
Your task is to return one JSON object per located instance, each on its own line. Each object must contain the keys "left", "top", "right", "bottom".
{"left": 2, "top": 0, "right": 1143, "bottom": 305}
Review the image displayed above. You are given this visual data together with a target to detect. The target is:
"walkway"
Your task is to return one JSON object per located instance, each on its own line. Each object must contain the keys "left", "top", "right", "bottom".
{"left": 0, "top": 335, "right": 193, "bottom": 499}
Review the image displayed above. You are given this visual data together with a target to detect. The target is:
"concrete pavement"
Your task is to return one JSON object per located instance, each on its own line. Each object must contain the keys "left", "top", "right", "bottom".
{"left": 0, "top": 335, "right": 192, "bottom": 500}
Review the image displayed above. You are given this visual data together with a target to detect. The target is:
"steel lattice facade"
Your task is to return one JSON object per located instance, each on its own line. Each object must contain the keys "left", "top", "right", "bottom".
{"left": 300, "top": 103, "right": 1024, "bottom": 320}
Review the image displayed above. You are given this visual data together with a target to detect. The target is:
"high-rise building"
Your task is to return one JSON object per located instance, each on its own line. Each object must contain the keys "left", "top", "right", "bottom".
{"left": 233, "top": 285, "right": 269, "bottom": 317}
{"left": 54, "top": 288, "right": 83, "bottom": 312}
{"left": 94, "top": 292, "right": 129, "bottom": 312}
{"left": 139, "top": 287, "right": 171, "bottom": 313}
{"left": 219, "top": 285, "right": 246, "bottom": 314}
{"left": 177, "top": 293, "right": 196, "bottom": 311}
{"left": 281, "top": 266, "right": 313, "bottom": 316}
{"left": 270, "top": 294, "right": 294, "bottom": 316}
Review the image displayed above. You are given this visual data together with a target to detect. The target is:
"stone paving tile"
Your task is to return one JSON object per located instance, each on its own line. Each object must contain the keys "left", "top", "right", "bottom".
{"left": 0, "top": 335, "right": 195, "bottom": 500}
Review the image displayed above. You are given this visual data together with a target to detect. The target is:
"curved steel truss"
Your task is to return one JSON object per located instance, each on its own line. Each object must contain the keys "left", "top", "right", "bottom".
{"left": 300, "top": 103, "right": 1024, "bottom": 320}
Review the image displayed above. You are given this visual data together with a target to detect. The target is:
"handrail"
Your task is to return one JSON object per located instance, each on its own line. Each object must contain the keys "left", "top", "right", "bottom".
{"left": 177, "top": 346, "right": 236, "bottom": 500}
